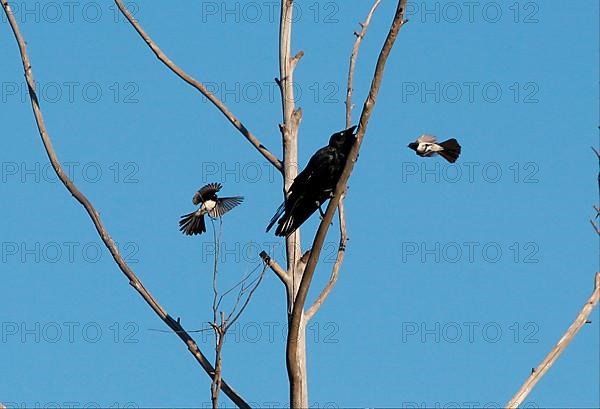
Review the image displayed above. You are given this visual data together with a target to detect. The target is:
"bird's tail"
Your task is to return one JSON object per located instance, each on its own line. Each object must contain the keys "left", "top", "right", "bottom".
{"left": 275, "top": 199, "right": 317, "bottom": 237}
{"left": 267, "top": 200, "right": 305, "bottom": 237}
{"left": 438, "top": 138, "right": 461, "bottom": 163}
{"left": 266, "top": 202, "right": 285, "bottom": 233}
{"left": 275, "top": 211, "right": 297, "bottom": 237}
{"left": 179, "top": 211, "right": 206, "bottom": 235}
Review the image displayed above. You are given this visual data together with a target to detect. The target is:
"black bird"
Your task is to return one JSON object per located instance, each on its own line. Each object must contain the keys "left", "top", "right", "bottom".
{"left": 408, "top": 134, "right": 461, "bottom": 163}
{"left": 267, "top": 126, "right": 357, "bottom": 237}
{"left": 179, "top": 183, "right": 244, "bottom": 235}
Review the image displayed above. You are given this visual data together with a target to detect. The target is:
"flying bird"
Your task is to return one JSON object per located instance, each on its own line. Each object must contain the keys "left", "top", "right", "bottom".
{"left": 267, "top": 125, "right": 357, "bottom": 237}
{"left": 408, "top": 135, "right": 461, "bottom": 163}
{"left": 179, "top": 183, "right": 244, "bottom": 236}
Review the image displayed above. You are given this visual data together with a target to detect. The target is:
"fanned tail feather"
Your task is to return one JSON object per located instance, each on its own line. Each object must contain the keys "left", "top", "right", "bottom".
{"left": 438, "top": 138, "right": 461, "bottom": 163}
{"left": 179, "top": 211, "right": 206, "bottom": 235}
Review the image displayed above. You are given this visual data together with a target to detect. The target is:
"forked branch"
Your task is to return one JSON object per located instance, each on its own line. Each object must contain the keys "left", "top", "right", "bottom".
{"left": 209, "top": 219, "right": 266, "bottom": 408}
{"left": 114, "top": 0, "right": 283, "bottom": 172}
{"left": 286, "top": 0, "right": 408, "bottom": 402}
{"left": 1, "top": 2, "right": 249, "bottom": 408}
{"left": 305, "top": 1, "right": 381, "bottom": 321}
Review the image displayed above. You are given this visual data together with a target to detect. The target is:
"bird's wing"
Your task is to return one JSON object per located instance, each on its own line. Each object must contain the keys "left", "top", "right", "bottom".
{"left": 193, "top": 182, "right": 223, "bottom": 205}
{"left": 417, "top": 134, "right": 437, "bottom": 144}
{"left": 292, "top": 146, "right": 334, "bottom": 188}
{"left": 209, "top": 196, "right": 244, "bottom": 218}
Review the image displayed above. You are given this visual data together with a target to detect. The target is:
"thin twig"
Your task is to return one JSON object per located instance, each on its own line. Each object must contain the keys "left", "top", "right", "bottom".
{"left": 286, "top": 0, "right": 408, "bottom": 404}
{"left": 113, "top": 0, "right": 283, "bottom": 172}
{"left": 305, "top": 200, "right": 348, "bottom": 321}
{"left": 346, "top": 0, "right": 382, "bottom": 127}
{"left": 218, "top": 268, "right": 259, "bottom": 310}
{"left": 1, "top": 2, "right": 249, "bottom": 408}
{"left": 590, "top": 220, "right": 600, "bottom": 236}
{"left": 593, "top": 146, "right": 600, "bottom": 235}
{"left": 211, "top": 262, "right": 266, "bottom": 407}
{"left": 505, "top": 272, "right": 600, "bottom": 408}
{"left": 211, "top": 218, "right": 223, "bottom": 326}
{"left": 148, "top": 327, "right": 213, "bottom": 334}
{"left": 226, "top": 266, "right": 267, "bottom": 331}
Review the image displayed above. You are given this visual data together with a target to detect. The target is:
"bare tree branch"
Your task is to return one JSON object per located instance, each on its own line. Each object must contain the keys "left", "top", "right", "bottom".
{"left": 278, "top": 0, "right": 303, "bottom": 286}
{"left": 1, "top": 2, "right": 249, "bottom": 408}
{"left": 208, "top": 217, "right": 266, "bottom": 408}
{"left": 286, "top": 0, "right": 408, "bottom": 405}
{"left": 277, "top": 2, "right": 310, "bottom": 406}
{"left": 590, "top": 219, "right": 600, "bottom": 236}
{"left": 260, "top": 251, "right": 290, "bottom": 286}
{"left": 211, "top": 218, "right": 224, "bottom": 326}
{"left": 346, "top": 0, "right": 382, "bottom": 127}
{"left": 305, "top": 200, "right": 347, "bottom": 321}
{"left": 505, "top": 272, "right": 600, "bottom": 408}
{"left": 210, "top": 312, "right": 225, "bottom": 409}
{"left": 305, "top": 0, "right": 381, "bottom": 323}
{"left": 592, "top": 146, "right": 600, "bottom": 235}
{"left": 113, "top": 0, "right": 283, "bottom": 172}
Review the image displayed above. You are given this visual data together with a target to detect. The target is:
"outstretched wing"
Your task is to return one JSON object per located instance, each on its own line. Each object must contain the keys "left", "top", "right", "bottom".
{"left": 417, "top": 134, "right": 437, "bottom": 144}
{"left": 209, "top": 196, "right": 244, "bottom": 218}
{"left": 192, "top": 182, "right": 222, "bottom": 205}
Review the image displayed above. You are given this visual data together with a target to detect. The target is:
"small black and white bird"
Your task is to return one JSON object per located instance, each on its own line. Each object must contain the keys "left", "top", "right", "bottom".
{"left": 408, "top": 135, "right": 461, "bottom": 163}
{"left": 179, "top": 183, "right": 244, "bottom": 236}
{"left": 267, "top": 125, "right": 357, "bottom": 237}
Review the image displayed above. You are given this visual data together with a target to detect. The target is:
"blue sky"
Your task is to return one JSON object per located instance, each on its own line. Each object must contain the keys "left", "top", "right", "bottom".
{"left": 1, "top": 1, "right": 598, "bottom": 408}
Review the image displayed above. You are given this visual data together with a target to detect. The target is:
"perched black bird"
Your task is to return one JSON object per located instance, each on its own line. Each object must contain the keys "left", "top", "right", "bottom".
{"left": 267, "top": 126, "right": 357, "bottom": 237}
{"left": 408, "top": 135, "right": 461, "bottom": 163}
{"left": 179, "top": 183, "right": 244, "bottom": 235}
